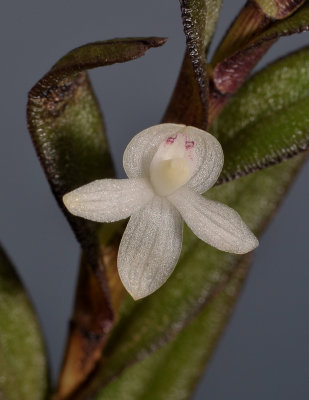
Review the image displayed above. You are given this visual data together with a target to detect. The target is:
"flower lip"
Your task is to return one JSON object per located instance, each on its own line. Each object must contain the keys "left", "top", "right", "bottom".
{"left": 150, "top": 157, "right": 190, "bottom": 196}
{"left": 149, "top": 131, "right": 195, "bottom": 196}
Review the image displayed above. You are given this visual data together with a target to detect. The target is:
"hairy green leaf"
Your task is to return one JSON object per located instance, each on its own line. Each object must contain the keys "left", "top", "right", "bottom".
{"left": 163, "top": 0, "right": 222, "bottom": 129}
{"left": 0, "top": 245, "right": 48, "bottom": 400}
{"left": 27, "top": 37, "right": 166, "bottom": 259}
{"left": 214, "top": 47, "right": 309, "bottom": 183}
{"left": 27, "top": 37, "right": 167, "bottom": 398}
{"left": 95, "top": 257, "right": 249, "bottom": 400}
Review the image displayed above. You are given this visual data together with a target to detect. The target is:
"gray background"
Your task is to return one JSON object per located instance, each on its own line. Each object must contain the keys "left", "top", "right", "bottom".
{"left": 0, "top": 1, "right": 308, "bottom": 398}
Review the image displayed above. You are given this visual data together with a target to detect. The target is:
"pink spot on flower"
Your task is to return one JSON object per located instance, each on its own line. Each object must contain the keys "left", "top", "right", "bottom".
{"left": 185, "top": 140, "right": 194, "bottom": 150}
{"left": 166, "top": 135, "right": 177, "bottom": 144}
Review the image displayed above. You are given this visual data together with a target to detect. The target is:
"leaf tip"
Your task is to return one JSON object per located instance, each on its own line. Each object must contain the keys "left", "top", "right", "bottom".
{"left": 146, "top": 36, "right": 168, "bottom": 47}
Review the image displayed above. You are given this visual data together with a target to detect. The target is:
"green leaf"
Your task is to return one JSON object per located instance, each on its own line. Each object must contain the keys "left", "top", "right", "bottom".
{"left": 163, "top": 0, "right": 222, "bottom": 129}
{"left": 214, "top": 47, "right": 309, "bottom": 183}
{"left": 27, "top": 37, "right": 167, "bottom": 398}
{"left": 95, "top": 256, "right": 249, "bottom": 400}
{"left": 0, "top": 245, "right": 48, "bottom": 400}
{"left": 27, "top": 37, "right": 167, "bottom": 258}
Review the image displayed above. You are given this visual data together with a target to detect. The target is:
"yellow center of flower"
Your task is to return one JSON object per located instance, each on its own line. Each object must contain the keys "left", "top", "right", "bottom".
{"left": 150, "top": 157, "right": 190, "bottom": 197}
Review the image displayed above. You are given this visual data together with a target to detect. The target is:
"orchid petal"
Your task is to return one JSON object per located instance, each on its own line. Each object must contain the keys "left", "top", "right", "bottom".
{"left": 170, "top": 187, "right": 258, "bottom": 254}
{"left": 117, "top": 196, "right": 183, "bottom": 299}
{"left": 63, "top": 178, "right": 153, "bottom": 222}
{"left": 182, "top": 126, "right": 224, "bottom": 194}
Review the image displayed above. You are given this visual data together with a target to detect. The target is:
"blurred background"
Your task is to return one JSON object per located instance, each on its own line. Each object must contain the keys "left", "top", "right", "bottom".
{"left": 0, "top": 1, "right": 308, "bottom": 398}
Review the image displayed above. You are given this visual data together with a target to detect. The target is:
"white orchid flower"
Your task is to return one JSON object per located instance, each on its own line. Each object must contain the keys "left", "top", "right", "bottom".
{"left": 63, "top": 124, "right": 258, "bottom": 300}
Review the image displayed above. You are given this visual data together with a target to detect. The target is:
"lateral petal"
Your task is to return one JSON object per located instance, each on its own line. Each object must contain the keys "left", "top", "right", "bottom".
{"left": 118, "top": 196, "right": 183, "bottom": 299}
{"left": 182, "top": 126, "right": 224, "bottom": 194}
{"left": 169, "top": 188, "right": 258, "bottom": 254}
{"left": 63, "top": 178, "right": 153, "bottom": 222}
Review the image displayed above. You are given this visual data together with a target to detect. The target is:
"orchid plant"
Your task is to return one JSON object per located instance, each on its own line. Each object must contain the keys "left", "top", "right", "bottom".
{"left": 0, "top": 1, "right": 308, "bottom": 400}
